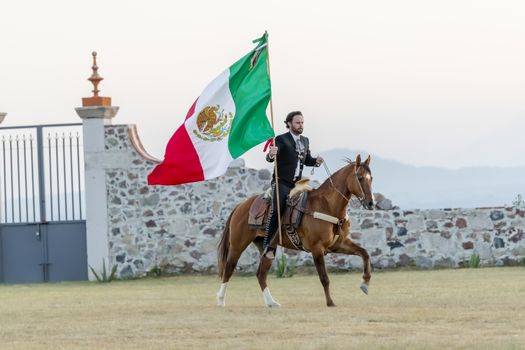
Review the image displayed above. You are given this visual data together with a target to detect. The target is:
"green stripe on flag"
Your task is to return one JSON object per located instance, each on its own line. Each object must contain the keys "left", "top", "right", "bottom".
{"left": 228, "top": 37, "right": 274, "bottom": 159}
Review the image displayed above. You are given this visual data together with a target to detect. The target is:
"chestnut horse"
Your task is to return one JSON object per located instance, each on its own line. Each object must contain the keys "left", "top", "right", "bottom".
{"left": 217, "top": 155, "right": 374, "bottom": 307}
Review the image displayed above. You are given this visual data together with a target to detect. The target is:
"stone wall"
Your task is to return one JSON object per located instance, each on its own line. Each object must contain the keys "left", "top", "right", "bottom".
{"left": 105, "top": 125, "right": 525, "bottom": 278}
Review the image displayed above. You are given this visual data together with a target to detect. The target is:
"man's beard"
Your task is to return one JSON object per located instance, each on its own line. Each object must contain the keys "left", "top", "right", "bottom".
{"left": 292, "top": 127, "right": 303, "bottom": 134}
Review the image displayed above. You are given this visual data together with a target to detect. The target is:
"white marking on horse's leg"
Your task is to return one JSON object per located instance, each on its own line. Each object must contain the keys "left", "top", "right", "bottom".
{"left": 262, "top": 287, "right": 281, "bottom": 308}
{"left": 360, "top": 279, "right": 369, "bottom": 295}
{"left": 216, "top": 283, "right": 227, "bottom": 306}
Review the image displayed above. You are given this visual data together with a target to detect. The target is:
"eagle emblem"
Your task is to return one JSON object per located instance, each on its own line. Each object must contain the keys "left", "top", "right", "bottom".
{"left": 193, "top": 105, "right": 233, "bottom": 142}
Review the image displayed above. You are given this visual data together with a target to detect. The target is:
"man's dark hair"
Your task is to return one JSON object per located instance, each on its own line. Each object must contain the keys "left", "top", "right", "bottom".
{"left": 284, "top": 111, "right": 303, "bottom": 128}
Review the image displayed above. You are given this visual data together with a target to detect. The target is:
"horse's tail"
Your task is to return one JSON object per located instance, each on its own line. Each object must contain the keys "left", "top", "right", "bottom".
{"left": 218, "top": 205, "right": 238, "bottom": 278}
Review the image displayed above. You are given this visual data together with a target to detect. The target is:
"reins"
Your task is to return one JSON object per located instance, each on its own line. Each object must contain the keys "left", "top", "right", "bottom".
{"left": 321, "top": 162, "right": 353, "bottom": 202}
{"left": 296, "top": 161, "right": 365, "bottom": 228}
{"left": 313, "top": 161, "right": 365, "bottom": 203}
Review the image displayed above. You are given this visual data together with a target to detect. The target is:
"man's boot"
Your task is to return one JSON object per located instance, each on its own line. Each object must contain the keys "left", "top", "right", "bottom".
{"left": 263, "top": 184, "right": 282, "bottom": 260}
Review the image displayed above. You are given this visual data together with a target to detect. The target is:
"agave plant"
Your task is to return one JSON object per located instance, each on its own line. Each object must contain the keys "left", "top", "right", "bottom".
{"left": 275, "top": 253, "right": 296, "bottom": 278}
{"left": 89, "top": 258, "right": 118, "bottom": 283}
{"left": 469, "top": 253, "right": 481, "bottom": 268}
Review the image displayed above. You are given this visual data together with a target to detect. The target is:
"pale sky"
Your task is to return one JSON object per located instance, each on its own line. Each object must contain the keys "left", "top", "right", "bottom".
{"left": 1, "top": 0, "right": 524, "bottom": 170}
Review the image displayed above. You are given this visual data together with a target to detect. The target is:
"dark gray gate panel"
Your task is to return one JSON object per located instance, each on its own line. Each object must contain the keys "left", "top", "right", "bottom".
{"left": 47, "top": 222, "right": 87, "bottom": 282}
{"left": 0, "top": 224, "right": 43, "bottom": 283}
{"left": 1, "top": 124, "right": 86, "bottom": 283}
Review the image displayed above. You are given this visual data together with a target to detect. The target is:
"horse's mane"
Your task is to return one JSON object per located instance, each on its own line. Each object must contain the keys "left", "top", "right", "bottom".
{"left": 313, "top": 159, "right": 357, "bottom": 194}
{"left": 312, "top": 158, "right": 370, "bottom": 196}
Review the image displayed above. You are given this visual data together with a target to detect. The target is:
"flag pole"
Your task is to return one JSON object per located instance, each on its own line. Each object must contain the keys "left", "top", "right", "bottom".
{"left": 265, "top": 31, "right": 283, "bottom": 248}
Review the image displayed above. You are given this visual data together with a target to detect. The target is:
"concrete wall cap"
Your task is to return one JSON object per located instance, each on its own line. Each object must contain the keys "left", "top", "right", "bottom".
{"left": 75, "top": 106, "right": 119, "bottom": 120}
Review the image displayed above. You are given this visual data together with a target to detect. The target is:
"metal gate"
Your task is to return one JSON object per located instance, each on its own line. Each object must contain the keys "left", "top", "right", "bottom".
{"left": 0, "top": 123, "right": 87, "bottom": 283}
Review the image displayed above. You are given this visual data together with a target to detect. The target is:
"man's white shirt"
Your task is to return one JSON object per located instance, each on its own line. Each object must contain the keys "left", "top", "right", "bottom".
{"left": 290, "top": 132, "right": 303, "bottom": 179}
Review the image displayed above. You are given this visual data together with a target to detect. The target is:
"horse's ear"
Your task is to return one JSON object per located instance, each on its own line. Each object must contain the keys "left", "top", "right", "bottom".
{"left": 364, "top": 155, "right": 371, "bottom": 166}
{"left": 356, "top": 154, "right": 361, "bottom": 167}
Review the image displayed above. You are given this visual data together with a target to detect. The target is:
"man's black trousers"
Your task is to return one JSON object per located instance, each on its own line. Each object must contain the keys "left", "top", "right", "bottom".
{"left": 263, "top": 181, "right": 293, "bottom": 249}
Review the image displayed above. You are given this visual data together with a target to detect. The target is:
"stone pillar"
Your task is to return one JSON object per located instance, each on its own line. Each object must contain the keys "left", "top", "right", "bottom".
{"left": 75, "top": 52, "right": 118, "bottom": 280}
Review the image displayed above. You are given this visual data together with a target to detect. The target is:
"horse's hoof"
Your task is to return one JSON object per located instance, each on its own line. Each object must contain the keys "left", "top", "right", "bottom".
{"left": 360, "top": 282, "right": 369, "bottom": 295}
{"left": 265, "top": 300, "right": 281, "bottom": 308}
{"left": 216, "top": 297, "right": 226, "bottom": 307}
{"left": 262, "top": 287, "right": 281, "bottom": 308}
{"left": 327, "top": 302, "right": 336, "bottom": 307}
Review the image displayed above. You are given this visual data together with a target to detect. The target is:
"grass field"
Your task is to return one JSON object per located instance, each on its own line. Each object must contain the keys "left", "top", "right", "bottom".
{"left": 1, "top": 267, "right": 524, "bottom": 350}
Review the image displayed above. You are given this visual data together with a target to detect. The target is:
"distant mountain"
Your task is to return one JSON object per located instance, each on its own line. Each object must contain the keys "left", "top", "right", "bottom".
{"left": 290, "top": 148, "right": 525, "bottom": 210}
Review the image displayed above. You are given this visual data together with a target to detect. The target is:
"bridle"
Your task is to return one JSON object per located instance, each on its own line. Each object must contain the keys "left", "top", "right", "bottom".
{"left": 321, "top": 162, "right": 366, "bottom": 204}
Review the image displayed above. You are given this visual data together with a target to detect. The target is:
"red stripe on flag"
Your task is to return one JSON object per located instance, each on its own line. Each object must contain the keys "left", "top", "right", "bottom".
{"left": 147, "top": 124, "right": 204, "bottom": 185}
{"left": 185, "top": 98, "right": 198, "bottom": 120}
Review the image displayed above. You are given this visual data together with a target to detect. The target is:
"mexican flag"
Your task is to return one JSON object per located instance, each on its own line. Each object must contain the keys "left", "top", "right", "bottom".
{"left": 148, "top": 33, "right": 274, "bottom": 185}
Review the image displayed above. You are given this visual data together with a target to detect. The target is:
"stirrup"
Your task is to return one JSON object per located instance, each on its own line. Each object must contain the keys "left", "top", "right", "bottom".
{"left": 262, "top": 246, "right": 276, "bottom": 260}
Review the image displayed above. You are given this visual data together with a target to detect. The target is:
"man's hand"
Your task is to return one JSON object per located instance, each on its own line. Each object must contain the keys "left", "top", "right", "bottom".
{"left": 269, "top": 146, "right": 278, "bottom": 159}
{"left": 315, "top": 156, "right": 324, "bottom": 166}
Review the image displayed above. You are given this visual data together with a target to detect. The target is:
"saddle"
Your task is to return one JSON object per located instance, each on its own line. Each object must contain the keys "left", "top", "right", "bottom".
{"left": 248, "top": 179, "right": 311, "bottom": 250}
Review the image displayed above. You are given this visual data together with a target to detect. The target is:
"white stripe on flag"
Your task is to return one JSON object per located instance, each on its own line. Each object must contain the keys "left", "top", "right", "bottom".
{"left": 184, "top": 69, "right": 236, "bottom": 179}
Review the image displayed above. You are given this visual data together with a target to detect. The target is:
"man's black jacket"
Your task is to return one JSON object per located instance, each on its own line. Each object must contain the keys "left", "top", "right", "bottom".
{"left": 266, "top": 132, "right": 318, "bottom": 186}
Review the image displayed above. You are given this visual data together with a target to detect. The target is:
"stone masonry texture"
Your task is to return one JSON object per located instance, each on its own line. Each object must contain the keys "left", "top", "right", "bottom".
{"left": 105, "top": 125, "right": 525, "bottom": 278}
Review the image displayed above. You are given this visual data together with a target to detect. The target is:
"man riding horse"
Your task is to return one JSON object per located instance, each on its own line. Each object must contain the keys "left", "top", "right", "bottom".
{"left": 216, "top": 112, "right": 375, "bottom": 307}
{"left": 263, "top": 111, "right": 324, "bottom": 259}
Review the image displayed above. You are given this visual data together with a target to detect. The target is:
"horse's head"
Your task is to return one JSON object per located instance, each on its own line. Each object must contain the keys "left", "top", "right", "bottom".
{"left": 355, "top": 154, "right": 374, "bottom": 210}
{"left": 344, "top": 158, "right": 366, "bottom": 202}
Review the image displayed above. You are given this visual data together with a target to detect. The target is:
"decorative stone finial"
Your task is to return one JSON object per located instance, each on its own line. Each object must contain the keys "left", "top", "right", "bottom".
{"left": 82, "top": 51, "right": 112, "bottom": 107}
{"left": 0, "top": 112, "right": 6, "bottom": 124}
{"left": 88, "top": 51, "right": 103, "bottom": 97}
